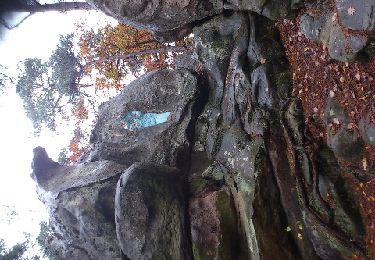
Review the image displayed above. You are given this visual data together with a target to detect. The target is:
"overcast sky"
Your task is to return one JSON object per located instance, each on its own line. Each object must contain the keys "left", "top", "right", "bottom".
{"left": 0, "top": 7, "right": 115, "bottom": 255}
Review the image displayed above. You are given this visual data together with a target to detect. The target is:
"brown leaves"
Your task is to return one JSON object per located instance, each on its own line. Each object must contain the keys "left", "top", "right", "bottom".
{"left": 77, "top": 23, "right": 194, "bottom": 91}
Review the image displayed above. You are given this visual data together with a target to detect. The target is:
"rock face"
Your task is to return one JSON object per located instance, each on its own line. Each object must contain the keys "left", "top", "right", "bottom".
{"left": 299, "top": 0, "right": 375, "bottom": 62}
{"left": 35, "top": 160, "right": 127, "bottom": 259}
{"left": 115, "top": 163, "right": 191, "bottom": 259}
{"left": 89, "top": 69, "right": 199, "bottom": 168}
{"left": 33, "top": 1, "right": 375, "bottom": 260}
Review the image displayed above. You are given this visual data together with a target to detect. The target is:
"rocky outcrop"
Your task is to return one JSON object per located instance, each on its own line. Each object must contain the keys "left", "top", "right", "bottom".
{"left": 89, "top": 69, "right": 199, "bottom": 168}
{"left": 35, "top": 160, "right": 127, "bottom": 259}
{"left": 86, "top": 0, "right": 375, "bottom": 61}
{"left": 299, "top": 0, "right": 375, "bottom": 62}
{"left": 115, "top": 163, "right": 191, "bottom": 259}
{"left": 33, "top": 1, "right": 375, "bottom": 260}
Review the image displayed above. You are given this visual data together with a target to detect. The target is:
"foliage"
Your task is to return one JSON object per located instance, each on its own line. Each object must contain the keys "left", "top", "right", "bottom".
{"left": 15, "top": 22, "right": 193, "bottom": 162}
{"left": 0, "top": 238, "right": 28, "bottom": 260}
{"left": 77, "top": 23, "right": 194, "bottom": 90}
{"left": 49, "top": 34, "right": 82, "bottom": 98}
{"left": 36, "top": 221, "right": 63, "bottom": 260}
{"left": 0, "top": 64, "right": 14, "bottom": 94}
{"left": 16, "top": 34, "right": 82, "bottom": 133}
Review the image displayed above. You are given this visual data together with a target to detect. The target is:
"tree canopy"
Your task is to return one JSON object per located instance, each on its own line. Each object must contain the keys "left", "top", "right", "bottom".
{"left": 16, "top": 34, "right": 82, "bottom": 133}
{"left": 0, "top": 238, "right": 28, "bottom": 260}
{"left": 15, "top": 22, "right": 193, "bottom": 162}
{"left": 78, "top": 23, "right": 194, "bottom": 89}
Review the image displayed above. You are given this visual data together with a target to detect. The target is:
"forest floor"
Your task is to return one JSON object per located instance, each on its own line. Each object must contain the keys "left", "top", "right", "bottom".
{"left": 278, "top": 9, "right": 375, "bottom": 259}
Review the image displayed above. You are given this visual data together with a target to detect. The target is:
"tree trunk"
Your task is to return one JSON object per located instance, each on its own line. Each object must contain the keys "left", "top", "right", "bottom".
{"left": 6, "top": 2, "right": 94, "bottom": 13}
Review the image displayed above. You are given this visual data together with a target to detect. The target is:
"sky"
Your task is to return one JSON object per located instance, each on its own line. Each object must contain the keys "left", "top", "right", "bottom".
{"left": 0, "top": 6, "right": 116, "bottom": 256}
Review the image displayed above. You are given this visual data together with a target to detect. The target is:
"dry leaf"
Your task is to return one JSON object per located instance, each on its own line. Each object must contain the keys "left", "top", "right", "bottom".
{"left": 363, "top": 158, "right": 367, "bottom": 171}
{"left": 348, "top": 6, "right": 356, "bottom": 15}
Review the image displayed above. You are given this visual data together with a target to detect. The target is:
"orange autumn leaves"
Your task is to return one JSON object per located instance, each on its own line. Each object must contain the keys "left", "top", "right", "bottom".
{"left": 77, "top": 23, "right": 193, "bottom": 91}
{"left": 61, "top": 23, "right": 193, "bottom": 163}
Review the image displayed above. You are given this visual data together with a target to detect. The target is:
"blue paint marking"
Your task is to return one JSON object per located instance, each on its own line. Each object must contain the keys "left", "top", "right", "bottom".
{"left": 124, "top": 111, "right": 170, "bottom": 131}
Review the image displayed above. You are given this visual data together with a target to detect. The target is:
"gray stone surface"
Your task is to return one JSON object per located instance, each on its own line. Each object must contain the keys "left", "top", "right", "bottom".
{"left": 87, "top": 0, "right": 222, "bottom": 33}
{"left": 32, "top": 2, "right": 374, "bottom": 260}
{"left": 300, "top": 12, "right": 368, "bottom": 62}
{"left": 325, "top": 98, "right": 364, "bottom": 161}
{"left": 359, "top": 114, "right": 375, "bottom": 147}
{"left": 34, "top": 156, "right": 128, "bottom": 259}
{"left": 115, "top": 163, "right": 191, "bottom": 260}
{"left": 89, "top": 69, "right": 198, "bottom": 167}
{"left": 224, "top": 0, "right": 303, "bottom": 20}
{"left": 335, "top": 0, "right": 375, "bottom": 31}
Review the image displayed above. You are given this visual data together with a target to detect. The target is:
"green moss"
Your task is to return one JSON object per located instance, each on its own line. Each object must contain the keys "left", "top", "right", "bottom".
{"left": 202, "top": 165, "right": 225, "bottom": 181}
{"left": 210, "top": 40, "right": 232, "bottom": 60}
{"left": 274, "top": 70, "right": 292, "bottom": 86}
{"left": 234, "top": 172, "right": 253, "bottom": 195}
{"left": 309, "top": 196, "right": 328, "bottom": 220}
{"left": 192, "top": 243, "right": 212, "bottom": 260}
{"left": 190, "top": 177, "right": 210, "bottom": 194}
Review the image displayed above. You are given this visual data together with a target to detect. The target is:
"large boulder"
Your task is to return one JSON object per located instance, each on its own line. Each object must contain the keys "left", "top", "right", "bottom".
{"left": 87, "top": 0, "right": 302, "bottom": 42}
{"left": 34, "top": 152, "right": 128, "bottom": 259}
{"left": 87, "top": 0, "right": 222, "bottom": 33}
{"left": 89, "top": 69, "right": 199, "bottom": 168}
{"left": 115, "top": 163, "right": 191, "bottom": 260}
{"left": 300, "top": 10, "right": 368, "bottom": 62}
{"left": 224, "top": 0, "right": 303, "bottom": 20}
{"left": 335, "top": 0, "right": 375, "bottom": 31}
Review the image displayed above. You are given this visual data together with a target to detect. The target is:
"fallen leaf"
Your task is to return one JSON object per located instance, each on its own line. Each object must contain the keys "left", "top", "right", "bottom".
{"left": 348, "top": 6, "right": 356, "bottom": 16}
{"left": 363, "top": 158, "right": 367, "bottom": 171}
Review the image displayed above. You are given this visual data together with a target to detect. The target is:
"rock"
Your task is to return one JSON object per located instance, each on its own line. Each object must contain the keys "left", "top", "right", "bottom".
{"left": 327, "top": 128, "right": 364, "bottom": 162}
{"left": 174, "top": 52, "right": 199, "bottom": 71}
{"left": 189, "top": 185, "right": 243, "bottom": 260}
{"left": 32, "top": 146, "right": 60, "bottom": 185}
{"left": 87, "top": 0, "right": 222, "bottom": 33}
{"left": 32, "top": 3, "right": 373, "bottom": 260}
{"left": 335, "top": 0, "right": 375, "bottom": 31}
{"left": 224, "top": 0, "right": 303, "bottom": 20}
{"left": 325, "top": 99, "right": 364, "bottom": 161}
{"left": 359, "top": 114, "right": 375, "bottom": 147}
{"left": 115, "top": 163, "right": 191, "bottom": 260}
{"left": 35, "top": 155, "right": 128, "bottom": 259}
{"left": 86, "top": 0, "right": 302, "bottom": 42}
{"left": 89, "top": 69, "right": 198, "bottom": 168}
{"left": 300, "top": 11, "right": 368, "bottom": 62}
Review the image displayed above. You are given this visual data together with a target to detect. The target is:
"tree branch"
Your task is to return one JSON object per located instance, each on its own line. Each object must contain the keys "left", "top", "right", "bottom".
{"left": 84, "top": 45, "right": 193, "bottom": 68}
{"left": 6, "top": 2, "right": 94, "bottom": 13}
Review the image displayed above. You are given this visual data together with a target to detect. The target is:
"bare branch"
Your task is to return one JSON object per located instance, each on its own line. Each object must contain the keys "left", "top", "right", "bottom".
{"left": 84, "top": 45, "right": 193, "bottom": 68}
